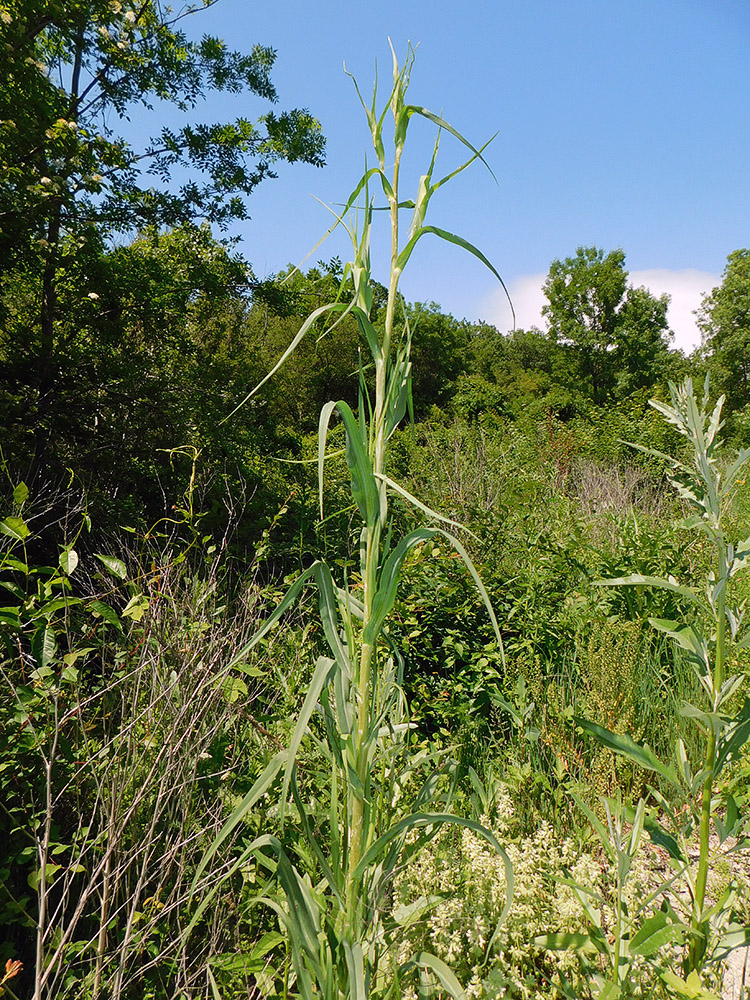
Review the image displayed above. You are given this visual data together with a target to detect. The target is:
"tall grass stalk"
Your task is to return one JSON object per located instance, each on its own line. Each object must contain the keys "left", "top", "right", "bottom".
{"left": 191, "top": 44, "right": 512, "bottom": 1000}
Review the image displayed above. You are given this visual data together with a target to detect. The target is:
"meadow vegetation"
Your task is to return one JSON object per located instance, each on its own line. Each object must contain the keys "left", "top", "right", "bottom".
{"left": 2, "top": 9, "right": 750, "bottom": 1000}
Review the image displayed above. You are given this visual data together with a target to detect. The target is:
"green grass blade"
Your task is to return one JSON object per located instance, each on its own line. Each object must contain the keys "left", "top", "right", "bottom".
{"left": 207, "top": 965, "right": 222, "bottom": 1000}
{"left": 595, "top": 574, "right": 701, "bottom": 605}
{"left": 575, "top": 718, "right": 679, "bottom": 786}
{"left": 404, "top": 105, "right": 497, "bottom": 180}
{"left": 185, "top": 833, "right": 281, "bottom": 944}
{"left": 318, "top": 401, "right": 338, "bottom": 519}
{"left": 395, "top": 225, "right": 515, "bottom": 328}
{"left": 343, "top": 941, "right": 367, "bottom": 1000}
{"left": 412, "top": 952, "right": 467, "bottom": 1000}
{"left": 336, "top": 400, "right": 380, "bottom": 525}
{"left": 363, "top": 528, "right": 437, "bottom": 643}
{"left": 355, "top": 812, "right": 513, "bottom": 926}
{"left": 191, "top": 759, "right": 285, "bottom": 892}
{"left": 280, "top": 655, "right": 337, "bottom": 820}
{"left": 437, "top": 528, "right": 505, "bottom": 664}
{"left": 224, "top": 302, "right": 349, "bottom": 422}
{"left": 375, "top": 473, "right": 474, "bottom": 534}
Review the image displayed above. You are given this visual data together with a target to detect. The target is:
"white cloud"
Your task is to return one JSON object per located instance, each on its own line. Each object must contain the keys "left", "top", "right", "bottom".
{"left": 480, "top": 268, "right": 721, "bottom": 354}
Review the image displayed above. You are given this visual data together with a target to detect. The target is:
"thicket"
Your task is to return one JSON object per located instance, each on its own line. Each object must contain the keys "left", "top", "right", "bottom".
{"left": 2, "top": 10, "right": 750, "bottom": 1000}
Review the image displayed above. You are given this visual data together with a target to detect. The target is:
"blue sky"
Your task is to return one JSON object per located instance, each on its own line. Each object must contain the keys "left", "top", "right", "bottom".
{"left": 168, "top": 0, "right": 750, "bottom": 351}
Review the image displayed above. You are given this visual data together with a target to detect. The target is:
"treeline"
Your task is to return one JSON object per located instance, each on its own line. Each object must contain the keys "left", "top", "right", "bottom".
{"left": 2, "top": 225, "right": 749, "bottom": 556}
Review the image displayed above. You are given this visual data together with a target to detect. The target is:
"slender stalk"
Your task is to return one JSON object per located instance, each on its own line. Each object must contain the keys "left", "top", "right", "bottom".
{"left": 345, "top": 125, "right": 403, "bottom": 919}
{"left": 690, "top": 537, "right": 727, "bottom": 969}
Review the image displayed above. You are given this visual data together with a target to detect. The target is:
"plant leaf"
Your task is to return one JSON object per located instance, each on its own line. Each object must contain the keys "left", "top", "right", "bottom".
{"left": 535, "top": 932, "right": 603, "bottom": 954}
{"left": 412, "top": 952, "right": 467, "bottom": 1000}
{"left": 94, "top": 554, "right": 127, "bottom": 579}
{"left": 0, "top": 516, "right": 30, "bottom": 541}
{"left": 364, "top": 528, "right": 437, "bottom": 643}
{"left": 716, "top": 698, "right": 750, "bottom": 774}
{"left": 31, "top": 626, "right": 57, "bottom": 670}
{"left": 630, "top": 911, "right": 687, "bottom": 956}
{"left": 595, "top": 574, "right": 700, "bottom": 604}
{"left": 575, "top": 718, "right": 679, "bottom": 786}
{"left": 374, "top": 473, "right": 472, "bottom": 534}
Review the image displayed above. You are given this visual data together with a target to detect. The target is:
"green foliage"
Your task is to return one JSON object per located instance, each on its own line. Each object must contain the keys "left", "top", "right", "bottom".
{"left": 584, "top": 377, "right": 750, "bottom": 976}
{"left": 697, "top": 249, "right": 750, "bottom": 418}
{"left": 542, "top": 246, "right": 673, "bottom": 405}
{"left": 195, "top": 45, "right": 514, "bottom": 1000}
{"left": 0, "top": 0, "right": 324, "bottom": 263}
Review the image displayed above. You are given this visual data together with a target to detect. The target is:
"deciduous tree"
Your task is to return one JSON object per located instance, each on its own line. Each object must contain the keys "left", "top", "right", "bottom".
{"left": 697, "top": 249, "right": 750, "bottom": 413}
{"left": 542, "top": 246, "right": 673, "bottom": 404}
{"left": 0, "top": 0, "right": 325, "bottom": 477}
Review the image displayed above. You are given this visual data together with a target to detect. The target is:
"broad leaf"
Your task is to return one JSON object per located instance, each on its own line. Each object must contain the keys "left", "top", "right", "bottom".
{"left": 0, "top": 516, "right": 30, "bottom": 541}
{"left": 535, "top": 932, "right": 602, "bottom": 954}
{"left": 31, "top": 626, "right": 57, "bottom": 670}
{"left": 94, "top": 553, "right": 127, "bottom": 579}
{"left": 630, "top": 912, "right": 686, "bottom": 956}
{"left": 716, "top": 698, "right": 750, "bottom": 774}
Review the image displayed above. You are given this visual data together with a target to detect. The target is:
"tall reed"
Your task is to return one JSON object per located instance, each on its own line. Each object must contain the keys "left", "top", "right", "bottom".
{"left": 190, "top": 44, "right": 513, "bottom": 1000}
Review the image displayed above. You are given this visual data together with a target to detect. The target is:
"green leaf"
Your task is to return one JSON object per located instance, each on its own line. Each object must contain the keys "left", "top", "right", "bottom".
{"left": 337, "top": 400, "right": 380, "bottom": 526}
{"left": 437, "top": 529, "right": 505, "bottom": 664}
{"left": 207, "top": 966, "right": 222, "bottom": 1000}
{"left": 31, "top": 626, "right": 57, "bottom": 670}
{"left": 13, "top": 482, "right": 29, "bottom": 506}
{"left": 221, "top": 676, "right": 248, "bottom": 704}
{"left": 279, "top": 655, "right": 337, "bottom": 820}
{"left": 0, "top": 516, "right": 30, "bottom": 541}
{"left": 595, "top": 574, "right": 700, "bottom": 605}
{"left": 716, "top": 698, "right": 750, "bottom": 774}
{"left": 355, "top": 812, "right": 513, "bottom": 927}
{"left": 94, "top": 554, "right": 127, "bottom": 579}
{"left": 597, "top": 984, "right": 622, "bottom": 1000}
{"left": 343, "top": 941, "right": 366, "bottom": 1000}
{"left": 191, "top": 757, "right": 286, "bottom": 893}
{"left": 244, "top": 561, "right": 350, "bottom": 675}
{"left": 661, "top": 969, "right": 718, "bottom": 998}
{"left": 534, "top": 932, "right": 602, "bottom": 954}
{"left": 412, "top": 952, "right": 467, "bottom": 1000}
{"left": 374, "top": 473, "right": 471, "bottom": 533}
{"left": 88, "top": 600, "right": 122, "bottom": 630}
{"left": 575, "top": 718, "right": 679, "bottom": 786}
{"left": 570, "top": 792, "right": 615, "bottom": 863}
{"left": 121, "top": 594, "right": 149, "bottom": 621}
{"left": 648, "top": 618, "right": 708, "bottom": 665}
{"left": 642, "top": 815, "right": 686, "bottom": 862}
{"left": 395, "top": 225, "right": 514, "bottom": 328}
{"left": 364, "top": 528, "right": 437, "bottom": 643}
{"left": 225, "top": 301, "right": 357, "bottom": 423}
{"left": 58, "top": 547, "right": 78, "bottom": 576}
{"left": 630, "top": 911, "right": 686, "bottom": 955}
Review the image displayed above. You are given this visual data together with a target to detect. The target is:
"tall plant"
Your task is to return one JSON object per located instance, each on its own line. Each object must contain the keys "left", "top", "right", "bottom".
{"left": 579, "top": 377, "right": 750, "bottom": 984}
{"left": 190, "top": 45, "right": 512, "bottom": 1000}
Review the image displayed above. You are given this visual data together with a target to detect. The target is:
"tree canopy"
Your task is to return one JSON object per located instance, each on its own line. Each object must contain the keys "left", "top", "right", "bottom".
{"left": 0, "top": 0, "right": 325, "bottom": 488}
{"left": 697, "top": 249, "right": 750, "bottom": 414}
{"left": 542, "top": 246, "right": 673, "bottom": 404}
{"left": 0, "top": 0, "right": 325, "bottom": 265}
